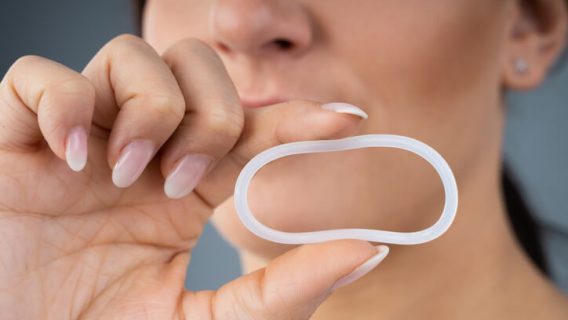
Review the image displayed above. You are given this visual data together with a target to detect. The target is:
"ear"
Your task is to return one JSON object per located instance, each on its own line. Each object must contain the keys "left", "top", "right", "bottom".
{"left": 502, "top": 0, "right": 568, "bottom": 91}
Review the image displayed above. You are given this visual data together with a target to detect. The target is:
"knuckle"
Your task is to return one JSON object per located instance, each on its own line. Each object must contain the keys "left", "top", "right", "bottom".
{"left": 10, "top": 55, "right": 46, "bottom": 72}
{"left": 165, "top": 38, "right": 222, "bottom": 65}
{"left": 110, "top": 33, "right": 146, "bottom": 47}
{"left": 4, "top": 55, "right": 95, "bottom": 112}
{"left": 106, "top": 34, "right": 150, "bottom": 57}
{"left": 39, "top": 77, "right": 95, "bottom": 116}
{"left": 45, "top": 75, "right": 95, "bottom": 100}
{"left": 13, "top": 55, "right": 41, "bottom": 67}
{"left": 202, "top": 108, "right": 244, "bottom": 140}
{"left": 138, "top": 93, "right": 185, "bottom": 120}
{"left": 172, "top": 38, "right": 215, "bottom": 56}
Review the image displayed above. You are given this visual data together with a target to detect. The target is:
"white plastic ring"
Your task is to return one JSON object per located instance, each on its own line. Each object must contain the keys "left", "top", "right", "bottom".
{"left": 234, "top": 134, "right": 458, "bottom": 245}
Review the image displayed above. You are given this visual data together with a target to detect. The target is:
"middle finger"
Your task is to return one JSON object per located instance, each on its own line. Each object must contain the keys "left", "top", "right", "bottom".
{"left": 82, "top": 34, "right": 186, "bottom": 188}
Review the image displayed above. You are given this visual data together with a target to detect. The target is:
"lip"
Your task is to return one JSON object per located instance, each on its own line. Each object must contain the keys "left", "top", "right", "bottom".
{"left": 240, "top": 96, "right": 289, "bottom": 109}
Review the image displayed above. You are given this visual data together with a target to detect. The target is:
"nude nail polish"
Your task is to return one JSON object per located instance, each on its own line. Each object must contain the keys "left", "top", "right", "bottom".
{"left": 112, "top": 140, "right": 155, "bottom": 188}
{"left": 164, "top": 154, "right": 212, "bottom": 199}
{"left": 331, "top": 245, "right": 389, "bottom": 291}
{"left": 321, "top": 102, "right": 369, "bottom": 119}
{"left": 65, "top": 126, "right": 88, "bottom": 172}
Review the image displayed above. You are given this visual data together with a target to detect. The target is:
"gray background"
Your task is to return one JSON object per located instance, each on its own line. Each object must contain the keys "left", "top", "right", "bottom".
{"left": 1, "top": 0, "right": 566, "bottom": 292}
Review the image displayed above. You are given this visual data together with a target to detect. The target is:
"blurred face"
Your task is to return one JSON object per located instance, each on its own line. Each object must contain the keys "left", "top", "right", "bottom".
{"left": 143, "top": 0, "right": 522, "bottom": 256}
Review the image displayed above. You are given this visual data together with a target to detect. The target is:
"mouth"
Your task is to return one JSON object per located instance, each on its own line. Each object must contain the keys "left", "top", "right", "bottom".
{"left": 240, "top": 96, "right": 289, "bottom": 109}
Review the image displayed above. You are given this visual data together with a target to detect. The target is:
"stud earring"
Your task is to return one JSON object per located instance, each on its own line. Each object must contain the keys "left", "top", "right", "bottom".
{"left": 514, "top": 58, "right": 529, "bottom": 74}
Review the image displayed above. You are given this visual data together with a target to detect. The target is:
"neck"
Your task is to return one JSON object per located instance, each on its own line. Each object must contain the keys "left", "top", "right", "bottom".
{"left": 241, "top": 144, "right": 568, "bottom": 319}
{"left": 320, "top": 150, "right": 568, "bottom": 319}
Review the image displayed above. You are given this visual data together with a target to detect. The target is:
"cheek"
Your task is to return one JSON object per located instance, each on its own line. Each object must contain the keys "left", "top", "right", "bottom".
{"left": 327, "top": 1, "right": 511, "bottom": 180}
{"left": 328, "top": 1, "right": 508, "bottom": 108}
{"left": 143, "top": 0, "right": 211, "bottom": 54}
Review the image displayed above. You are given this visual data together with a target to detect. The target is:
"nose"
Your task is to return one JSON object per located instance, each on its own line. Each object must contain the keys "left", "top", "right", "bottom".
{"left": 209, "top": 0, "right": 314, "bottom": 57}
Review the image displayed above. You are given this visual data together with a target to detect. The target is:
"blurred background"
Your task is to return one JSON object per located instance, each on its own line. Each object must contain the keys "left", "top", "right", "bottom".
{"left": 1, "top": 0, "right": 566, "bottom": 293}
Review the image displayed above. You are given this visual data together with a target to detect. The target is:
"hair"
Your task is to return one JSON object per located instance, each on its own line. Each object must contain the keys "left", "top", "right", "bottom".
{"left": 134, "top": 0, "right": 145, "bottom": 31}
{"left": 503, "top": 168, "right": 548, "bottom": 273}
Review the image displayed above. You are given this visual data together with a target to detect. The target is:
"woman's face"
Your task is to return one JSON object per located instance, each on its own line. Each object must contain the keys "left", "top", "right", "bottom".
{"left": 143, "top": 0, "right": 532, "bottom": 256}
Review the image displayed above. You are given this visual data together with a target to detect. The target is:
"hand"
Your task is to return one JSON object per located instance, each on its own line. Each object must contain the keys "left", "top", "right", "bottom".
{"left": 0, "top": 35, "right": 386, "bottom": 320}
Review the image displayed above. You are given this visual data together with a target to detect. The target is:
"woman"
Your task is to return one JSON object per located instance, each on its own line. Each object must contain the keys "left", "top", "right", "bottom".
{"left": 0, "top": 0, "right": 567, "bottom": 319}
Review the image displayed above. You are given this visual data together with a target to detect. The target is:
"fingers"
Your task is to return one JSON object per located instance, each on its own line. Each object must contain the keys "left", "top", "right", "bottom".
{"left": 160, "top": 39, "right": 243, "bottom": 199}
{"left": 182, "top": 241, "right": 388, "bottom": 319}
{"left": 0, "top": 55, "right": 95, "bottom": 171}
{"left": 196, "top": 101, "right": 368, "bottom": 207}
{"left": 0, "top": 35, "right": 367, "bottom": 202}
{"left": 82, "top": 34, "right": 186, "bottom": 187}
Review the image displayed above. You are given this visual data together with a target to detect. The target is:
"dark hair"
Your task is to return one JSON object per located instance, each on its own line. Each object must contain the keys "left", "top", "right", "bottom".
{"left": 134, "top": 0, "right": 145, "bottom": 31}
{"left": 503, "top": 168, "right": 548, "bottom": 273}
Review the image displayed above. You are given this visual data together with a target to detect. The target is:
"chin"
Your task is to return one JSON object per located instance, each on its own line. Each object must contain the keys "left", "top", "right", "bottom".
{"left": 211, "top": 152, "right": 374, "bottom": 259}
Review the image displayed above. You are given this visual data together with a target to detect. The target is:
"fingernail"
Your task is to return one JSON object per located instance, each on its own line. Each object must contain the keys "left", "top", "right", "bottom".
{"left": 331, "top": 245, "right": 389, "bottom": 291}
{"left": 321, "top": 102, "right": 368, "bottom": 119}
{"left": 65, "top": 126, "right": 88, "bottom": 172}
{"left": 164, "top": 154, "right": 212, "bottom": 199}
{"left": 112, "top": 140, "right": 155, "bottom": 188}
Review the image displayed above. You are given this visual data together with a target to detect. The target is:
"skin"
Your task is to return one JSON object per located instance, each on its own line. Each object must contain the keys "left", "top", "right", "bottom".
{"left": 0, "top": 0, "right": 567, "bottom": 319}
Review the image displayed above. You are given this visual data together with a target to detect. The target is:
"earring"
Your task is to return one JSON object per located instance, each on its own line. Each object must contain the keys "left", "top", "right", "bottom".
{"left": 514, "top": 58, "right": 529, "bottom": 74}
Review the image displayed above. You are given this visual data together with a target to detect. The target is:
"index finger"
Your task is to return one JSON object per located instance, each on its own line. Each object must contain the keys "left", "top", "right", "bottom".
{"left": 82, "top": 34, "right": 186, "bottom": 172}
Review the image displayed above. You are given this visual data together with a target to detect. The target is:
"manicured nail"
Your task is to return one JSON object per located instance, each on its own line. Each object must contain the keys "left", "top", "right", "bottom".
{"left": 112, "top": 140, "right": 155, "bottom": 188}
{"left": 331, "top": 245, "right": 389, "bottom": 291}
{"left": 65, "top": 126, "right": 88, "bottom": 172}
{"left": 164, "top": 154, "right": 212, "bottom": 199}
{"left": 321, "top": 102, "right": 368, "bottom": 119}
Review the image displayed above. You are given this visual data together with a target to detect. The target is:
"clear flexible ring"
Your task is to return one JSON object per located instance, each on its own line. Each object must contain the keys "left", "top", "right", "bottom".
{"left": 234, "top": 134, "right": 458, "bottom": 245}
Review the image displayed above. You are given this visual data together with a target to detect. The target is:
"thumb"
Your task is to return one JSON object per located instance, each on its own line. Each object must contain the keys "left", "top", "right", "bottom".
{"left": 196, "top": 100, "right": 368, "bottom": 208}
{"left": 183, "top": 240, "right": 388, "bottom": 319}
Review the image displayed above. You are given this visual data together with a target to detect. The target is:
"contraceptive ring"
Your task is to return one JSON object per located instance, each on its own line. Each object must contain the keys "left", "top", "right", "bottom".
{"left": 234, "top": 134, "right": 458, "bottom": 245}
